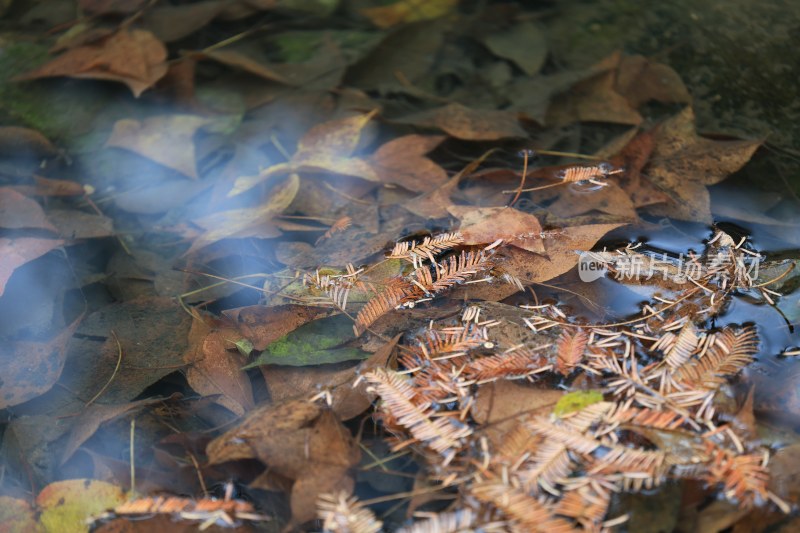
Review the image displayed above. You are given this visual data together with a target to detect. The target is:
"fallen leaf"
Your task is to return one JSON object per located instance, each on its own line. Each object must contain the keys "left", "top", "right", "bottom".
{"left": 55, "top": 297, "right": 192, "bottom": 406}
{"left": 401, "top": 103, "right": 527, "bottom": 140}
{"left": 615, "top": 54, "right": 692, "bottom": 108}
{"left": 547, "top": 70, "right": 643, "bottom": 127}
{"left": 645, "top": 107, "right": 762, "bottom": 223}
{"left": 11, "top": 176, "right": 87, "bottom": 197}
{"left": 0, "top": 317, "right": 81, "bottom": 409}
{"left": 0, "top": 496, "right": 41, "bottom": 533}
{"left": 79, "top": 0, "right": 148, "bottom": 15}
{"left": 543, "top": 181, "right": 638, "bottom": 220}
{"left": 0, "top": 237, "right": 64, "bottom": 297}
{"left": 15, "top": 29, "right": 168, "bottom": 97}
{"left": 183, "top": 316, "right": 254, "bottom": 415}
{"left": 245, "top": 314, "right": 367, "bottom": 368}
{"left": 0, "top": 126, "right": 59, "bottom": 158}
{"left": 202, "top": 49, "right": 290, "bottom": 84}
{"left": 553, "top": 390, "right": 604, "bottom": 417}
{"left": 361, "top": 0, "right": 458, "bottom": 29}
{"left": 262, "top": 334, "right": 400, "bottom": 420}
{"left": 0, "top": 188, "right": 57, "bottom": 232}
{"left": 369, "top": 134, "right": 447, "bottom": 192}
{"left": 208, "top": 399, "right": 359, "bottom": 526}
{"left": 187, "top": 173, "right": 299, "bottom": 254}
{"left": 471, "top": 380, "right": 564, "bottom": 425}
{"left": 483, "top": 21, "right": 548, "bottom": 76}
{"left": 36, "top": 479, "right": 126, "bottom": 533}
{"left": 449, "top": 206, "right": 546, "bottom": 254}
{"left": 228, "top": 112, "right": 376, "bottom": 197}
{"left": 346, "top": 20, "right": 446, "bottom": 91}
{"left": 605, "top": 129, "right": 669, "bottom": 209}
{"left": 46, "top": 209, "right": 114, "bottom": 239}
{"left": 142, "top": 1, "right": 227, "bottom": 43}
{"left": 105, "top": 115, "right": 212, "bottom": 179}
{"left": 459, "top": 223, "right": 626, "bottom": 300}
{"left": 60, "top": 396, "right": 172, "bottom": 465}
{"left": 223, "top": 304, "right": 333, "bottom": 351}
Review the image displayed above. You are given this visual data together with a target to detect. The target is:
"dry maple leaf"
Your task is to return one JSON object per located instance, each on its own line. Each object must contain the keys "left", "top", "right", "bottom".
{"left": 15, "top": 29, "right": 168, "bottom": 97}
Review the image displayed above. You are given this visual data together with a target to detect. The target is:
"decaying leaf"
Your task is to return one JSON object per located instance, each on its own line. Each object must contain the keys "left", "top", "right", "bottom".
{"left": 105, "top": 115, "right": 212, "bottom": 179}
{"left": 15, "top": 29, "right": 168, "bottom": 97}
{"left": 0, "top": 316, "right": 80, "bottom": 409}
{"left": 361, "top": 0, "right": 458, "bottom": 28}
{"left": 400, "top": 103, "right": 527, "bottom": 140}
{"left": 369, "top": 134, "right": 447, "bottom": 192}
{"left": 36, "top": 479, "right": 126, "bottom": 533}
{"left": 449, "top": 206, "right": 545, "bottom": 254}
{"left": 183, "top": 315, "right": 254, "bottom": 416}
{"left": 186, "top": 173, "right": 300, "bottom": 254}
{"left": 645, "top": 106, "right": 762, "bottom": 222}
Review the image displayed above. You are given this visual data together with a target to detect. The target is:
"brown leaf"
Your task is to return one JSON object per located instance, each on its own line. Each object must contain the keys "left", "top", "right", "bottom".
{"left": 0, "top": 496, "right": 39, "bottom": 532}
{"left": 80, "top": 0, "right": 148, "bottom": 14}
{"left": 402, "top": 103, "right": 526, "bottom": 140}
{"left": 471, "top": 380, "right": 564, "bottom": 425}
{"left": 483, "top": 21, "right": 548, "bottom": 76}
{"left": 228, "top": 112, "right": 377, "bottom": 197}
{"left": 0, "top": 237, "right": 64, "bottom": 297}
{"left": 105, "top": 115, "right": 211, "bottom": 179}
{"left": 11, "top": 176, "right": 87, "bottom": 197}
{"left": 202, "top": 49, "right": 290, "bottom": 84}
{"left": 645, "top": 107, "right": 762, "bottom": 223}
{"left": 543, "top": 182, "right": 638, "bottom": 220}
{"left": 207, "top": 399, "right": 322, "bottom": 466}
{"left": 224, "top": 304, "right": 333, "bottom": 351}
{"left": 606, "top": 129, "right": 669, "bottom": 209}
{"left": 142, "top": 1, "right": 226, "bottom": 43}
{"left": 555, "top": 330, "right": 589, "bottom": 376}
{"left": 458, "top": 223, "right": 626, "bottom": 300}
{"left": 183, "top": 318, "right": 254, "bottom": 416}
{"left": 46, "top": 209, "right": 114, "bottom": 239}
{"left": 369, "top": 135, "right": 447, "bottom": 192}
{"left": 15, "top": 29, "right": 168, "bottom": 97}
{"left": 187, "top": 173, "right": 299, "bottom": 254}
{"left": 0, "top": 126, "right": 59, "bottom": 158}
{"left": 0, "top": 188, "right": 57, "bottom": 232}
{"left": 346, "top": 20, "right": 445, "bottom": 90}
{"left": 547, "top": 70, "right": 643, "bottom": 127}
{"left": 60, "top": 396, "right": 171, "bottom": 465}
{"left": 615, "top": 55, "right": 691, "bottom": 108}
{"left": 448, "top": 206, "right": 546, "bottom": 254}
{"left": 0, "top": 316, "right": 80, "bottom": 409}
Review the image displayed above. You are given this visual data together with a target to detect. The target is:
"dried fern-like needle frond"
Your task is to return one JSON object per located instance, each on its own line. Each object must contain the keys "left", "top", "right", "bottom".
{"left": 555, "top": 330, "right": 589, "bottom": 376}
{"left": 354, "top": 279, "right": 420, "bottom": 335}
{"left": 365, "top": 369, "right": 472, "bottom": 460}
{"left": 389, "top": 232, "right": 465, "bottom": 265}
{"left": 470, "top": 480, "right": 578, "bottom": 533}
{"left": 702, "top": 444, "right": 770, "bottom": 507}
{"left": 464, "top": 346, "right": 552, "bottom": 383}
{"left": 662, "top": 322, "right": 700, "bottom": 370}
{"left": 674, "top": 327, "right": 758, "bottom": 392}
{"left": 517, "top": 438, "right": 574, "bottom": 495}
{"left": 414, "top": 250, "right": 493, "bottom": 295}
{"left": 317, "top": 491, "right": 382, "bottom": 533}
{"left": 316, "top": 216, "right": 353, "bottom": 245}
{"left": 397, "top": 510, "right": 480, "bottom": 533}
{"left": 554, "top": 487, "right": 611, "bottom": 529}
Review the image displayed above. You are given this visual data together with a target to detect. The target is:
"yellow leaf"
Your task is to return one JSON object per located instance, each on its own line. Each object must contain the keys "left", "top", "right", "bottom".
{"left": 36, "top": 479, "right": 125, "bottom": 533}
{"left": 362, "top": 0, "right": 458, "bottom": 29}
